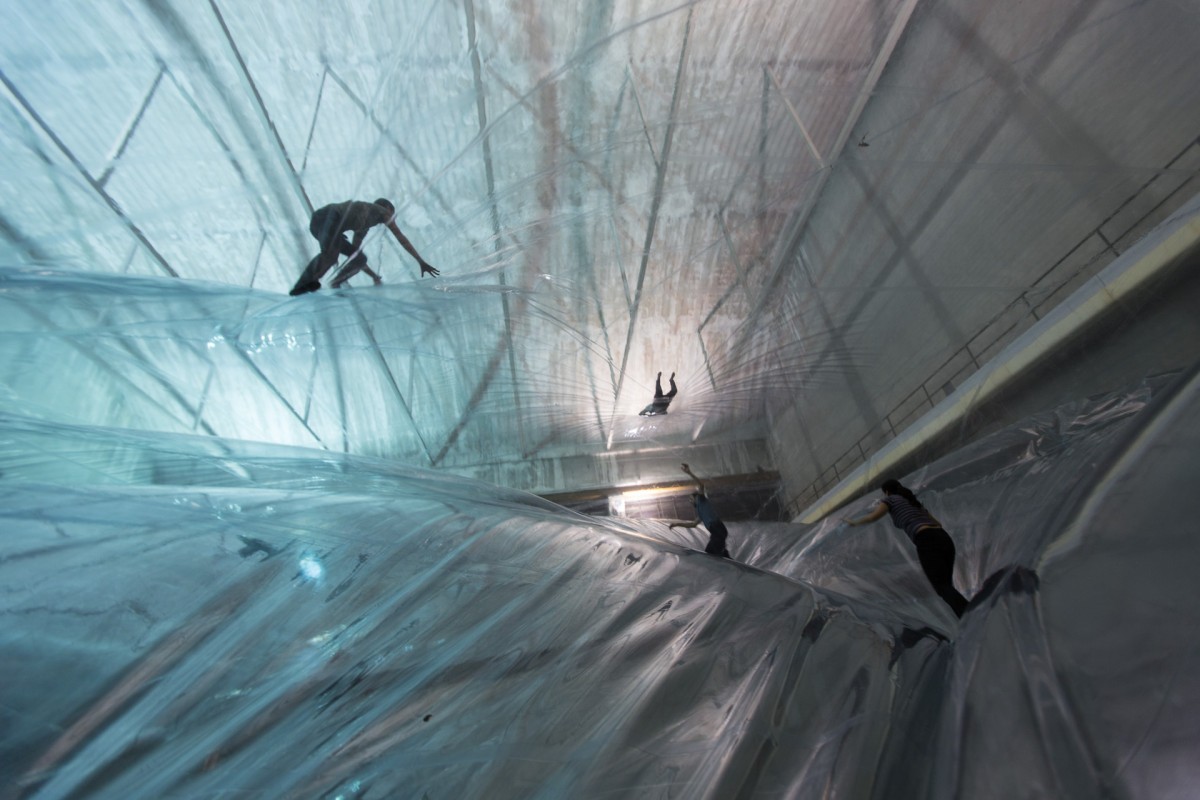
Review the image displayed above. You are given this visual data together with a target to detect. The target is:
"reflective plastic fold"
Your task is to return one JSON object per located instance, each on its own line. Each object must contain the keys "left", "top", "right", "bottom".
{"left": 3, "top": 325, "right": 1198, "bottom": 796}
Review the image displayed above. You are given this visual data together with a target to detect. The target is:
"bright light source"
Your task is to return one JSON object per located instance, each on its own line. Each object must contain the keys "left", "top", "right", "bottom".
{"left": 299, "top": 554, "right": 323, "bottom": 581}
{"left": 609, "top": 495, "right": 626, "bottom": 516}
{"left": 619, "top": 486, "right": 679, "bottom": 503}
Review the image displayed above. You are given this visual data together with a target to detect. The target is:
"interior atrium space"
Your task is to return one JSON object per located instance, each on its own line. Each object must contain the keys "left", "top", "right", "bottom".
{"left": 2, "top": 1, "right": 1200, "bottom": 797}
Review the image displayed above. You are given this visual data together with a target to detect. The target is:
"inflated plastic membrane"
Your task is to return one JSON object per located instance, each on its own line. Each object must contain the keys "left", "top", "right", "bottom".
{"left": 3, "top": 304, "right": 1197, "bottom": 797}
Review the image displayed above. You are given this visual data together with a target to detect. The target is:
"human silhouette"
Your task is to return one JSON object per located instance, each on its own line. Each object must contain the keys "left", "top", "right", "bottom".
{"left": 639, "top": 372, "right": 677, "bottom": 416}
{"left": 843, "top": 479, "right": 970, "bottom": 617}
{"left": 290, "top": 198, "right": 438, "bottom": 295}
{"left": 669, "top": 463, "right": 731, "bottom": 558}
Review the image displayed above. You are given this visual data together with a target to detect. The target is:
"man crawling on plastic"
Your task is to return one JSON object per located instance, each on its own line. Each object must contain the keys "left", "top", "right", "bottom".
{"left": 290, "top": 198, "right": 438, "bottom": 295}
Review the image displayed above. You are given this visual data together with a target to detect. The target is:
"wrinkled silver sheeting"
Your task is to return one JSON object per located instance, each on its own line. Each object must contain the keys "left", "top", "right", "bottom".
{"left": 2, "top": 367, "right": 1198, "bottom": 799}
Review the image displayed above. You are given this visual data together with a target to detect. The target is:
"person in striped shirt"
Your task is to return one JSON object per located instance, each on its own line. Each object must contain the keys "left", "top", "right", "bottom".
{"left": 844, "top": 479, "right": 969, "bottom": 617}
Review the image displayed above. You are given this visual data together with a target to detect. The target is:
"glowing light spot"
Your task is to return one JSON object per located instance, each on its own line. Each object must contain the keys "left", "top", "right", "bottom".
{"left": 299, "top": 555, "right": 323, "bottom": 580}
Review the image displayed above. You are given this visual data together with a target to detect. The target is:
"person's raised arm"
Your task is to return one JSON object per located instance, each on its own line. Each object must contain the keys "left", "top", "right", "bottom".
{"left": 680, "top": 462, "right": 706, "bottom": 494}
{"left": 388, "top": 220, "right": 439, "bottom": 277}
{"left": 842, "top": 501, "right": 888, "bottom": 527}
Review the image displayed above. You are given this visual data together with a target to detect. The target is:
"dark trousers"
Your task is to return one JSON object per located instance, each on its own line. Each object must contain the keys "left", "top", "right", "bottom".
{"left": 913, "top": 527, "right": 969, "bottom": 617}
{"left": 704, "top": 520, "right": 730, "bottom": 558}
{"left": 647, "top": 374, "right": 678, "bottom": 413}
{"left": 654, "top": 374, "right": 678, "bottom": 401}
{"left": 289, "top": 209, "right": 367, "bottom": 295}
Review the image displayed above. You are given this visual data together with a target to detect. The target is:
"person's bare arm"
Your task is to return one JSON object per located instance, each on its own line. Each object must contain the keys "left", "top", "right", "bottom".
{"left": 843, "top": 501, "right": 888, "bottom": 526}
{"left": 388, "top": 221, "right": 439, "bottom": 277}
{"left": 680, "top": 463, "right": 706, "bottom": 494}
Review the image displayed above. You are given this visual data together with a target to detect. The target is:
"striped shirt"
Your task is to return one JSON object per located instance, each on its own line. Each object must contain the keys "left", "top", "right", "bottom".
{"left": 882, "top": 495, "right": 941, "bottom": 542}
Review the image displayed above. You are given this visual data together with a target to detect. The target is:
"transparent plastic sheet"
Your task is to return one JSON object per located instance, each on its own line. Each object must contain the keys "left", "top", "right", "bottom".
{"left": 4, "top": 374, "right": 1200, "bottom": 799}
{"left": 2, "top": 262, "right": 1199, "bottom": 797}
{"left": 685, "top": 369, "right": 1200, "bottom": 798}
{"left": 718, "top": 373, "right": 1176, "bottom": 610}
{"left": 0, "top": 420, "right": 853, "bottom": 800}
{"left": 0, "top": 265, "right": 767, "bottom": 463}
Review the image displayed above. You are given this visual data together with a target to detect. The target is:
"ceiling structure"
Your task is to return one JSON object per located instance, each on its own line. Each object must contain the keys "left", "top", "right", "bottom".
{"left": 2, "top": 0, "right": 1199, "bottom": 516}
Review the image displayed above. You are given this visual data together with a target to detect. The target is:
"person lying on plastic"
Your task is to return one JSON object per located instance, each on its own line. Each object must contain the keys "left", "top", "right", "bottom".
{"left": 668, "top": 463, "right": 731, "bottom": 558}
{"left": 843, "top": 479, "right": 970, "bottom": 617}
{"left": 639, "top": 372, "right": 677, "bottom": 416}
{"left": 290, "top": 198, "right": 438, "bottom": 296}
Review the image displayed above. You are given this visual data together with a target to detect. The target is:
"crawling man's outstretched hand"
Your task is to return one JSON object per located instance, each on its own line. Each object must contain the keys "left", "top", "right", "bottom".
{"left": 420, "top": 262, "right": 440, "bottom": 278}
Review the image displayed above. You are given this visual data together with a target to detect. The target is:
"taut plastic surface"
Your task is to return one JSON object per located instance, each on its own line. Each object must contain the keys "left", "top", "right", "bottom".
{"left": 4, "top": 364, "right": 1198, "bottom": 798}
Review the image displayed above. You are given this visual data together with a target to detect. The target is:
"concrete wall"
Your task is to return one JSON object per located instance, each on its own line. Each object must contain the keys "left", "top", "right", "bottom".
{"left": 769, "top": 137, "right": 1200, "bottom": 518}
{"left": 787, "top": 195, "right": 1200, "bottom": 519}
